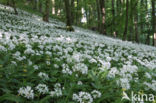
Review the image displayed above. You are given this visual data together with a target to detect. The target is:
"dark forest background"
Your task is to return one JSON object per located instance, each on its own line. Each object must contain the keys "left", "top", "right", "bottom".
{"left": 0, "top": 0, "right": 155, "bottom": 46}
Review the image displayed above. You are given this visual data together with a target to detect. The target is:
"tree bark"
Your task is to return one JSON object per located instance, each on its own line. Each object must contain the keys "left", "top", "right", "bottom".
{"left": 123, "top": 0, "right": 129, "bottom": 40}
{"left": 75, "top": 0, "right": 79, "bottom": 25}
{"left": 112, "top": 0, "right": 116, "bottom": 37}
{"left": 128, "top": 0, "right": 133, "bottom": 41}
{"left": 39, "top": 0, "right": 42, "bottom": 13}
{"left": 99, "top": 0, "right": 106, "bottom": 35}
{"left": 151, "top": 0, "right": 156, "bottom": 46}
{"left": 43, "top": 0, "right": 50, "bottom": 22}
{"left": 96, "top": 0, "right": 101, "bottom": 31}
{"left": 134, "top": 0, "right": 139, "bottom": 43}
{"left": 71, "top": 0, "right": 75, "bottom": 24}
{"left": 145, "top": 0, "right": 150, "bottom": 45}
{"left": 64, "top": 0, "right": 74, "bottom": 31}
{"left": 140, "top": 0, "right": 144, "bottom": 36}
{"left": 33, "top": 0, "right": 37, "bottom": 10}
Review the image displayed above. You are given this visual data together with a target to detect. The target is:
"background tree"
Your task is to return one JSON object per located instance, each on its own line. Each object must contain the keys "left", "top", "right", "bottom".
{"left": 0, "top": 0, "right": 155, "bottom": 46}
{"left": 123, "top": 0, "right": 129, "bottom": 40}
{"left": 64, "top": 0, "right": 74, "bottom": 31}
{"left": 99, "top": 0, "right": 106, "bottom": 35}
{"left": 151, "top": 0, "right": 156, "bottom": 46}
{"left": 38, "top": 0, "right": 42, "bottom": 13}
{"left": 43, "top": 0, "right": 50, "bottom": 22}
{"left": 134, "top": 0, "right": 139, "bottom": 43}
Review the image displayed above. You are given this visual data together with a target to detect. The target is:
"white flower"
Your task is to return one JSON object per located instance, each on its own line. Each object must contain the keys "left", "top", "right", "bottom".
{"left": 72, "top": 63, "right": 88, "bottom": 74}
{"left": 50, "top": 83, "right": 62, "bottom": 97}
{"left": 89, "top": 58, "right": 97, "bottom": 63}
{"left": 73, "top": 93, "right": 79, "bottom": 101}
{"left": 62, "top": 68, "right": 72, "bottom": 75}
{"left": 46, "top": 61, "right": 51, "bottom": 65}
{"left": 28, "top": 60, "right": 33, "bottom": 66}
{"left": 73, "top": 91, "right": 93, "bottom": 103}
{"left": 120, "top": 78, "right": 130, "bottom": 90}
{"left": 35, "top": 84, "right": 49, "bottom": 94}
{"left": 98, "top": 60, "right": 111, "bottom": 70}
{"left": 145, "top": 73, "right": 151, "bottom": 79}
{"left": 54, "top": 64, "right": 59, "bottom": 69}
{"left": 106, "top": 57, "right": 111, "bottom": 62}
{"left": 107, "top": 67, "right": 118, "bottom": 78}
{"left": 18, "top": 86, "right": 34, "bottom": 99}
{"left": 77, "top": 81, "right": 83, "bottom": 85}
{"left": 33, "top": 65, "right": 39, "bottom": 70}
{"left": 91, "top": 90, "right": 101, "bottom": 99}
{"left": 38, "top": 72, "right": 49, "bottom": 80}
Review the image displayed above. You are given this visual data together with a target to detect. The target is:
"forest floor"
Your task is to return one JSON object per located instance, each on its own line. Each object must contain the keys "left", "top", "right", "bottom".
{"left": 0, "top": 4, "right": 156, "bottom": 103}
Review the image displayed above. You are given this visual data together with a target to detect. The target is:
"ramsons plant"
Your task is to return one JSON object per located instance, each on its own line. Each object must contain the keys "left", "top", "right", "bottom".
{"left": 0, "top": 4, "right": 156, "bottom": 103}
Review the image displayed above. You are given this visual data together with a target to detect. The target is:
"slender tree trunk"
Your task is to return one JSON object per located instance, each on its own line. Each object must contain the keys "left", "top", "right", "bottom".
{"left": 128, "top": 0, "right": 133, "bottom": 41}
{"left": 64, "top": 0, "right": 74, "bottom": 31}
{"left": 96, "top": 0, "right": 101, "bottom": 31}
{"left": 140, "top": 0, "right": 144, "bottom": 36}
{"left": 12, "top": 0, "right": 18, "bottom": 15}
{"left": 52, "top": 0, "right": 55, "bottom": 15}
{"left": 123, "top": 0, "right": 129, "bottom": 40}
{"left": 145, "top": 0, "right": 150, "bottom": 45}
{"left": 134, "top": 0, "right": 139, "bottom": 43}
{"left": 32, "top": 0, "right": 37, "bottom": 10}
{"left": 112, "top": 0, "right": 116, "bottom": 37}
{"left": 39, "top": 0, "right": 42, "bottom": 13}
{"left": 43, "top": 0, "right": 50, "bottom": 22}
{"left": 99, "top": 0, "right": 106, "bottom": 35}
{"left": 71, "top": 0, "right": 75, "bottom": 24}
{"left": 151, "top": 0, "right": 156, "bottom": 46}
{"left": 75, "top": 0, "right": 79, "bottom": 25}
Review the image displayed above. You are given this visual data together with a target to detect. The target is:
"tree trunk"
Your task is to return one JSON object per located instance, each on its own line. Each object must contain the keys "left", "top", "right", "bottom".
{"left": 64, "top": 0, "right": 74, "bottom": 31}
{"left": 145, "top": 0, "right": 150, "bottom": 45}
{"left": 99, "top": 0, "right": 106, "bottom": 35}
{"left": 112, "top": 0, "right": 116, "bottom": 37}
{"left": 39, "top": 0, "right": 42, "bottom": 13}
{"left": 71, "top": 0, "right": 75, "bottom": 24}
{"left": 96, "top": 0, "right": 101, "bottom": 32}
{"left": 128, "top": 0, "right": 133, "bottom": 41}
{"left": 75, "top": 0, "right": 79, "bottom": 25}
{"left": 134, "top": 0, "right": 139, "bottom": 43}
{"left": 12, "top": 0, "right": 18, "bottom": 15}
{"left": 33, "top": 0, "right": 37, "bottom": 10}
{"left": 43, "top": 0, "right": 50, "bottom": 22}
{"left": 52, "top": 0, "right": 55, "bottom": 15}
{"left": 123, "top": 0, "right": 129, "bottom": 40}
{"left": 140, "top": 0, "right": 144, "bottom": 36}
{"left": 151, "top": 0, "right": 156, "bottom": 46}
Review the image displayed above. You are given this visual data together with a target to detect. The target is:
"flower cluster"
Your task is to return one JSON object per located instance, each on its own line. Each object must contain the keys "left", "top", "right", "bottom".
{"left": 18, "top": 86, "right": 34, "bottom": 99}
{"left": 35, "top": 84, "right": 49, "bottom": 94}
{"left": 0, "top": 4, "right": 156, "bottom": 102}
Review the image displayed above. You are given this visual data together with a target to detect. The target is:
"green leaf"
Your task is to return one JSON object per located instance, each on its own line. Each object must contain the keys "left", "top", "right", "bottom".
{"left": 0, "top": 93, "right": 23, "bottom": 102}
{"left": 39, "top": 95, "right": 51, "bottom": 103}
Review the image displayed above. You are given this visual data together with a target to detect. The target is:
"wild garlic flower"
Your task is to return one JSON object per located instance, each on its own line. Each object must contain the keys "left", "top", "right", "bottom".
{"left": 50, "top": 83, "right": 62, "bottom": 97}
{"left": 73, "top": 91, "right": 93, "bottom": 103}
{"left": 38, "top": 72, "right": 49, "bottom": 80}
{"left": 33, "top": 65, "right": 39, "bottom": 70}
{"left": 77, "top": 81, "right": 83, "bottom": 85}
{"left": 35, "top": 84, "right": 49, "bottom": 94}
{"left": 72, "top": 63, "right": 88, "bottom": 74}
{"left": 91, "top": 90, "right": 101, "bottom": 99}
{"left": 18, "top": 86, "right": 34, "bottom": 99}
